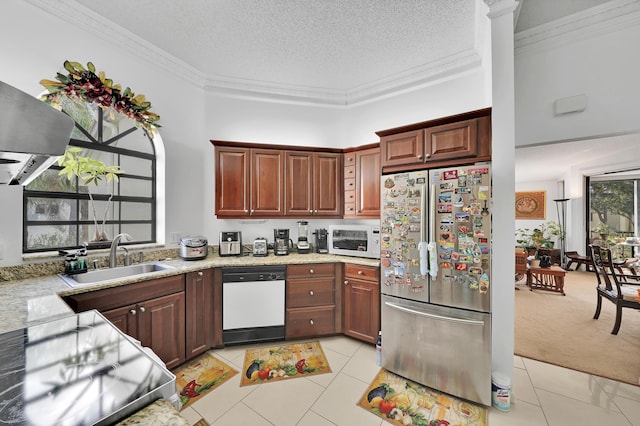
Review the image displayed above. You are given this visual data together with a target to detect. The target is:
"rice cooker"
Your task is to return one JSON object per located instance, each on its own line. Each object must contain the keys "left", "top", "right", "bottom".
{"left": 179, "top": 236, "right": 208, "bottom": 260}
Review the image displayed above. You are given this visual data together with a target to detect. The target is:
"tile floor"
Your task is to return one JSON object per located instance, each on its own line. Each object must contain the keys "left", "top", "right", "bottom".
{"left": 178, "top": 336, "right": 640, "bottom": 426}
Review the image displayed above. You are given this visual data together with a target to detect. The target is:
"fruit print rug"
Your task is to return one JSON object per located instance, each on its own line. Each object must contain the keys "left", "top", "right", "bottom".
{"left": 240, "top": 340, "right": 331, "bottom": 386}
{"left": 173, "top": 352, "right": 238, "bottom": 410}
{"left": 358, "top": 369, "right": 487, "bottom": 426}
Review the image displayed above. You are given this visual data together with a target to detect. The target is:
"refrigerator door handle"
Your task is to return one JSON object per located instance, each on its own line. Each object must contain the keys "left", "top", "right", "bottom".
{"left": 384, "top": 301, "right": 485, "bottom": 326}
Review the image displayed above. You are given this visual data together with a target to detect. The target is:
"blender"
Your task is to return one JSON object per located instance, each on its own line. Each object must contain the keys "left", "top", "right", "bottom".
{"left": 296, "top": 221, "right": 311, "bottom": 254}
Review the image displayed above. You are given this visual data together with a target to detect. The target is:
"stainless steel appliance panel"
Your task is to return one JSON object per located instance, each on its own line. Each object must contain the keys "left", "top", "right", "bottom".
{"left": 429, "top": 165, "right": 491, "bottom": 312}
{"left": 381, "top": 294, "right": 491, "bottom": 406}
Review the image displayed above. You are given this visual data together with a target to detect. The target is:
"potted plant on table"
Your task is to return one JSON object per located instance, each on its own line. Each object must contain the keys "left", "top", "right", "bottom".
{"left": 58, "top": 146, "right": 122, "bottom": 243}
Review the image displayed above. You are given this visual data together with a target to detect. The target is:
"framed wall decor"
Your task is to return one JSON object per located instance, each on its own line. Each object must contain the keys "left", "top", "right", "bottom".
{"left": 515, "top": 191, "right": 546, "bottom": 219}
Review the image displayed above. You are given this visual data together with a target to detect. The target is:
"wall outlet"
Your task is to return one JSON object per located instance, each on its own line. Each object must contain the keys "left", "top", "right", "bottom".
{"left": 170, "top": 232, "right": 181, "bottom": 243}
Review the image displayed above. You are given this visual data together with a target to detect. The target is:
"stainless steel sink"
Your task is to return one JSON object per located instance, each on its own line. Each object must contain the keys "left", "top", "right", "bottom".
{"left": 60, "top": 262, "right": 175, "bottom": 287}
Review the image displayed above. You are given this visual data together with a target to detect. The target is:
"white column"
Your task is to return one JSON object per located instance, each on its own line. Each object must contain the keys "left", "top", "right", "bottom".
{"left": 484, "top": 0, "right": 519, "bottom": 382}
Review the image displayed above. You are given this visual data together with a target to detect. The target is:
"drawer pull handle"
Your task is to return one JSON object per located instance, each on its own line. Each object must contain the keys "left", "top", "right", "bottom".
{"left": 309, "top": 319, "right": 314, "bottom": 325}
{"left": 198, "top": 271, "right": 203, "bottom": 277}
{"left": 309, "top": 290, "right": 314, "bottom": 296}
{"left": 358, "top": 270, "right": 364, "bottom": 275}
{"left": 309, "top": 269, "right": 314, "bottom": 274}
{"left": 130, "top": 309, "right": 136, "bottom": 315}
{"left": 139, "top": 306, "right": 146, "bottom": 313}
{"left": 344, "top": 280, "right": 349, "bottom": 285}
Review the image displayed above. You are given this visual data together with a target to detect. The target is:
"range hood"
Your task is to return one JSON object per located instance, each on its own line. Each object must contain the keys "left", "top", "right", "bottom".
{"left": 0, "top": 81, "right": 74, "bottom": 185}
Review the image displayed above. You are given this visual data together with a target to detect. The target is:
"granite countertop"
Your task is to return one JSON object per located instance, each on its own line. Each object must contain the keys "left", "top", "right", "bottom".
{"left": 0, "top": 252, "right": 379, "bottom": 335}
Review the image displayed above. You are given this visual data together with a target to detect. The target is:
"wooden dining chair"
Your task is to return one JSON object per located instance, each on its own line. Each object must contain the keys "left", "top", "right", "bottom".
{"left": 589, "top": 245, "right": 640, "bottom": 335}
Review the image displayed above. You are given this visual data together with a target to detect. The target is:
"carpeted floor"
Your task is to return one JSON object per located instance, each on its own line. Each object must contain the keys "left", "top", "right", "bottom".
{"left": 514, "top": 270, "right": 640, "bottom": 386}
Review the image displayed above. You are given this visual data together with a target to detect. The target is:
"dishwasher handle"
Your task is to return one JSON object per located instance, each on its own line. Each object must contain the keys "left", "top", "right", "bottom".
{"left": 384, "top": 301, "right": 485, "bottom": 326}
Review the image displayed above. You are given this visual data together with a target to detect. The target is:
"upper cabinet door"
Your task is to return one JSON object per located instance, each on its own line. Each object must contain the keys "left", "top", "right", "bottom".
{"left": 251, "top": 149, "right": 285, "bottom": 216}
{"left": 355, "top": 147, "right": 380, "bottom": 218}
{"left": 313, "top": 152, "right": 342, "bottom": 216}
{"left": 425, "top": 119, "right": 478, "bottom": 162}
{"left": 380, "top": 129, "right": 424, "bottom": 168}
{"left": 285, "top": 151, "right": 314, "bottom": 215}
{"left": 215, "top": 147, "right": 250, "bottom": 217}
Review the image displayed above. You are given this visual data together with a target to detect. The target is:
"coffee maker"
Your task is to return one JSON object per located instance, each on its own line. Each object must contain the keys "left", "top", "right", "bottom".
{"left": 274, "top": 229, "right": 291, "bottom": 256}
{"left": 314, "top": 228, "right": 328, "bottom": 254}
{"left": 296, "top": 221, "right": 310, "bottom": 254}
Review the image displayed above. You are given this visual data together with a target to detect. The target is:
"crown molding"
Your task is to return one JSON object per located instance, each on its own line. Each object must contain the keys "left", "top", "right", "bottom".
{"left": 515, "top": 0, "right": 640, "bottom": 54}
{"left": 26, "top": 0, "right": 484, "bottom": 106}
{"left": 25, "top": 0, "right": 208, "bottom": 89}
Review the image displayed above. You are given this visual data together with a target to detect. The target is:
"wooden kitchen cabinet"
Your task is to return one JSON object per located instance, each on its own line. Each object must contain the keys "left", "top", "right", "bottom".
{"left": 377, "top": 107, "right": 492, "bottom": 172}
{"left": 185, "top": 269, "right": 215, "bottom": 359}
{"left": 214, "top": 144, "right": 284, "bottom": 217}
{"left": 343, "top": 263, "right": 380, "bottom": 344}
{"left": 286, "top": 263, "right": 342, "bottom": 339}
{"left": 63, "top": 275, "right": 186, "bottom": 369}
{"left": 285, "top": 150, "right": 342, "bottom": 217}
{"left": 213, "top": 140, "right": 340, "bottom": 218}
{"left": 344, "top": 144, "right": 380, "bottom": 218}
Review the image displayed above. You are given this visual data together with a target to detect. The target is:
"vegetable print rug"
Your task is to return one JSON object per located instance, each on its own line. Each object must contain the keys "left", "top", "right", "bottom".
{"left": 173, "top": 352, "right": 238, "bottom": 410}
{"left": 358, "top": 369, "right": 487, "bottom": 426}
{"left": 240, "top": 340, "right": 331, "bottom": 386}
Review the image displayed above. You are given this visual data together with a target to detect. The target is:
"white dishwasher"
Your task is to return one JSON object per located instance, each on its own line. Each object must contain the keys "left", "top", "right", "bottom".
{"left": 222, "top": 265, "right": 286, "bottom": 345}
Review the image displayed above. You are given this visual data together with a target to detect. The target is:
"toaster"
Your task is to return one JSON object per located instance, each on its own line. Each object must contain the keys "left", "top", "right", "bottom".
{"left": 179, "top": 236, "right": 209, "bottom": 260}
{"left": 252, "top": 237, "right": 268, "bottom": 256}
{"left": 219, "top": 231, "right": 242, "bottom": 256}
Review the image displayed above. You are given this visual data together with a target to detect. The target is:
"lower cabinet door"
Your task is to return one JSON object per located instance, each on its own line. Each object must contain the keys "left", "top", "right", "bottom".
{"left": 138, "top": 292, "right": 186, "bottom": 369}
{"left": 102, "top": 304, "right": 138, "bottom": 338}
{"left": 344, "top": 278, "right": 379, "bottom": 344}
{"left": 286, "top": 306, "right": 335, "bottom": 339}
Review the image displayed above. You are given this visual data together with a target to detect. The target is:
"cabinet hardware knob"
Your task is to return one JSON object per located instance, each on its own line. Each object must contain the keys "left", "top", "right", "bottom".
{"left": 130, "top": 309, "right": 136, "bottom": 315}
{"left": 309, "top": 269, "right": 314, "bottom": 274}
{"left": 417, "top": 155, "right": 423, "bottom": 159}
{"left": 309, "top": 319, "right": 314, "bottom": 325}
{"left": 357, "top": 210, "right": 361, "bottom": 213}
{"left": 348, "top": 157, "right": 353, "bottom": 162}
{"left": 309, "top": 290, "right": 314, "bottom": 296}
{"left": 425, "top": 153, "right": 431, "bottom": 158}
{"left": 314, "top": 210, "right": 318, "bottom": 214}
{"left": 139, "top": 306, "right": 146, "bottom": 313}
{"left": 358, "top": 270, "right": 364, "bottom": 275}
{"left": 344, "top": 280, "right": 349, "bottom": 285}
{"left": 309, "top": 210, "right": 313, "bottom": 214}
{"left": 198, "top": 271, "right": 203, "bottom": 277}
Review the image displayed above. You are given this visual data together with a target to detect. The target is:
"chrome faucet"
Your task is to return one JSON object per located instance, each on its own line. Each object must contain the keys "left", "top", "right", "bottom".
{"left": 109, "top": 233, "right": 132, "bottom": 268}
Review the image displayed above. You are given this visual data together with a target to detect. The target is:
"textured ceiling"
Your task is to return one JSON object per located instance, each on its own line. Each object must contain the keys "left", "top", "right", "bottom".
{"left": 72, "top": 0, "right": 478, "bottom": 101}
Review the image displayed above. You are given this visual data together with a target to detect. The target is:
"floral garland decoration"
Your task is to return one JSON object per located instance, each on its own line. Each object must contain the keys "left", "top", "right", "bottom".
{"left": 40, "top": 60, "right": 160, "bottom": 133}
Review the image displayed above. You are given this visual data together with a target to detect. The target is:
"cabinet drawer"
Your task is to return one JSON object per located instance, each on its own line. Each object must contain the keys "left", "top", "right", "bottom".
{"left": 345, "top": 264, "right": 379, "bottom": 282}
{"left": 344, "top": 152, "right": 356, "bottom": 165}
{"left": 286, "top": 306, "right": 335, "bottom": 338}
{"left": 344, "top": 202, "right": 356, "bottom": 216}
{"left": 344, "top": 178, "right": 356, "bottom": 191}
{"left": 344, "top": 190, "right": 356, "bottom": 203}
{"left": 287, "top": 278, "right": 334, "bottom": 308}
{"left": 344, "top": 165, "right": 355, "bottom": 179}
{"left": 287, "top": 263, "right": 335, "bottom": 279}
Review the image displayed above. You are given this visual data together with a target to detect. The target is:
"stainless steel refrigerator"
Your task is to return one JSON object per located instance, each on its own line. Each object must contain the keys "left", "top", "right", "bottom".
{"left": 380, "top": 164, "right": 492, "bottom": 406}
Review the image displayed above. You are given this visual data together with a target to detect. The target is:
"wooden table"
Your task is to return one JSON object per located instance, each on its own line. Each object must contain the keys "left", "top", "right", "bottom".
{"left": 527, "top": 265, "right": 567, "bottom": 295}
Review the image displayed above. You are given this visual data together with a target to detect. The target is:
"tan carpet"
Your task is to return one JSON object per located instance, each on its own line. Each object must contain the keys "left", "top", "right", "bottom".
{"left": 515, "top": 270, "right": 640, "bottom": 386}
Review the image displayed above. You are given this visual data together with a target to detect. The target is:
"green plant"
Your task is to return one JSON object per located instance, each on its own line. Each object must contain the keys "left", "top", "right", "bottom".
{"left": 515, "top": 221, "right": 563, "bottom": 250}
{"left": 592, "top": 222, "right": 611, "bottom": 236}
{"left": 58, "top": 147, "right": 122, "bottom": 242}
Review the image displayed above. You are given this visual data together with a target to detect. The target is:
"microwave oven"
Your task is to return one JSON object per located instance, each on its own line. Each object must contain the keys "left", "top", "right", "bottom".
{"left": 327, "top": 225, "right": 380, "bottom": 259}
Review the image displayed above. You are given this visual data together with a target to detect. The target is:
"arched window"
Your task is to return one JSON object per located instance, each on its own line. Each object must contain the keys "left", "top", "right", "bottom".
{"left": 23, "top": 99, "right": 160, "bottom": 252}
